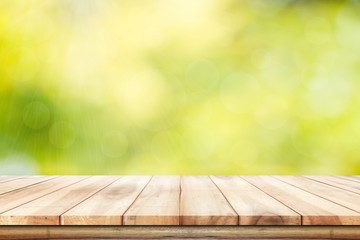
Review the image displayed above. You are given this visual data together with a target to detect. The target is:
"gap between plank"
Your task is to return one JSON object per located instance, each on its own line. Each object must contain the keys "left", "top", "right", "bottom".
{"left": 121, "top": 176, "right": 154, "bottom": 225}
{"left": 302, "top": 176, "right": 360, "bottom": 196}
{"left": 335, "top": 176, "right": 360, "bottom": 183}
{"left": 0, "top": 176, "right": 58, "bottom": 197}
{"left": 239, "top": 176, "right": 303, "bottom": 225}
{"left": 0, "top": 176, "right": 24, "bottom": 184}
{"left": 272, "top": 176, "right": 360, "bottom": 215}
{"left": 208, "top": 176, "right": 239, "bottom": 225}
{"left": 0, "top": 176, "right": 89, "bottom": 215}
{"left": 59, "top": 176, "right": 122, "bottom": 225}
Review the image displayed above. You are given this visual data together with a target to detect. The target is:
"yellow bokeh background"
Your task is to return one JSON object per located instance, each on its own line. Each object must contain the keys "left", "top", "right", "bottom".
{"left": 1, "top": 0, "right": 360, "bottom": 175}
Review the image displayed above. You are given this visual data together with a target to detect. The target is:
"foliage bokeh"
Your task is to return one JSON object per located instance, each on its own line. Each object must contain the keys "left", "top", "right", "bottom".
{"left": 1, "top": 0, "right": 360, "bottom": 175}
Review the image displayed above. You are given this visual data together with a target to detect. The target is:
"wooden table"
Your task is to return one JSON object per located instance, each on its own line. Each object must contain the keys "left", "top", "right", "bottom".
{"left": 0, "top": 175, "right": 360, "bottom": 239}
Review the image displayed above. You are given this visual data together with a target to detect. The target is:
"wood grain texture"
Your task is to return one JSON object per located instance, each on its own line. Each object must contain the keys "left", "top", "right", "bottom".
{"left": 180, "top": 176, "right": 238, "bottom": 225}
{"left": 0, "top": 176, "right": 23, "bottom": 183}
{"left": 0, "top": 175, "right": 359, "bottom": 227}
{"left": 210, "top": 176, "right": 300, "bottom": 225}
{"left": 62, "top": 176, "right": 151, "bottom": 225}
{"left": 1, "top": 226, "right": 360, "bottom": 239}
{"left": 0, "top": 176, "right": 87, "bottom": 214}
{"left": 275, "top": 175, "right": 360, "bottom": 213}
{"left": 304, "top": 176, "right": 360, "bottom": 195}
{"left": 242, "top": 176, "right": 360, "bottom": 225}
{"left": 0, "top": 176, "right": 56, "bottom": 195}
{"left": 123, "top": 176, "right": 180, "bottom": 225}
{"left": 337, "top": 176, "right": 360, "bottom": 183}
{"left": 0, "top": 176, "right": 119, "bottom": 225}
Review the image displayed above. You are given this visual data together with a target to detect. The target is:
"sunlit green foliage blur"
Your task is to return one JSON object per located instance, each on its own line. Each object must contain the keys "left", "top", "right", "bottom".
{"left": 1, "top": 0, "right": 360, "bottom": 175}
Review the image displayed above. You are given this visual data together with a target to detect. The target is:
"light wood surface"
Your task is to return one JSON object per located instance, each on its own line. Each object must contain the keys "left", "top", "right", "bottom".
{"left": 0, "top": 176, "right": 87, "bottom": 214}
{"left": 0, "top": 175, "right": 359, "bottom": 226}
{"left": 180, "top": 176, "right": 238, "bottom": 225}
{"left": 0, "top": 176, "right": 119, "bottom": 225}
{"left": 275, "top": 175, "right": 360, "bottom": 213}
{"left": 62, "top": 176, "right": 151, "bottom": 225}
{"left": 123, "top": 176, "right": 180, "bottom": 225}
{"left": 0, "top": 176, "right": 56, "bottom": 195}
{"left": 304, "top": 175, "right": 360, "bottom": 195}
{"left": 337, "top": 176, "right": 360, "bottom": 183}
{"left": 241, "top": 176, "right": 360, "bottom": 225}
{"left": 210, "top": 175, "right": 300, "bottom": 225}
{"left": 0, "top": 176, "right": 23, "bottom": 183}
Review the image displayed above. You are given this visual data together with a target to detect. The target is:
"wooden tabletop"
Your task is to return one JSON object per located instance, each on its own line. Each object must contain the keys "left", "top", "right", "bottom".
{"left": 0, "top": 175, "right": 359, "bottom": 226}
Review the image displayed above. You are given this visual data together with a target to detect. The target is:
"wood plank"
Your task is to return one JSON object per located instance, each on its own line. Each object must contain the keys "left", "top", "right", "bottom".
{"left": 337, "top": 176, "right": 360, "bottom": 183}
{"left": 0, "top": 176, "right": 88, "bottom": 214}
{"left": 0, "top": 176, "right": 119, "bottom": 225}
{"left": 51, "top": 238, "right": 335, "bottom": 240}
{"left": 61, "top": 176, "right": 151, "bottom": 225}
{"left": 0, "top": 176, "right": 23, "bottom": 183}
{"left": 0, "top": 176, "right": 57, "bottom": 195}
{"left": 210, "top": 176, "right": 300, "bottom": 225}
{"left": 304, "top": 175, "right": 360, "bottom": 195}
{"left": 242, "top": 176, "right": 360, "bottom": 225}
{"left": 275, "top": 175, "right": 360, "bottom": 214}
{"left": 1, "top": 226, "right": 360, "bottom": 239}
{"left": 180, "top": 176, "right": 238, "bottom": 225}
{"left": 123, "top": 176, "right": 180, "bottom": 225}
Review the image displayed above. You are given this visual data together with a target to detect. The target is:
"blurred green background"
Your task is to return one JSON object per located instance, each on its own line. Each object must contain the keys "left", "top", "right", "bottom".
{"left": 1, "top": 0, "right": 360, "bottom": 175}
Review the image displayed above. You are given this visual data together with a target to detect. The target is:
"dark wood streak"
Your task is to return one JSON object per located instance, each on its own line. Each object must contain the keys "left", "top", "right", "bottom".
{"left": 1, "top": 226, "right": 360, "bottom": 239}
